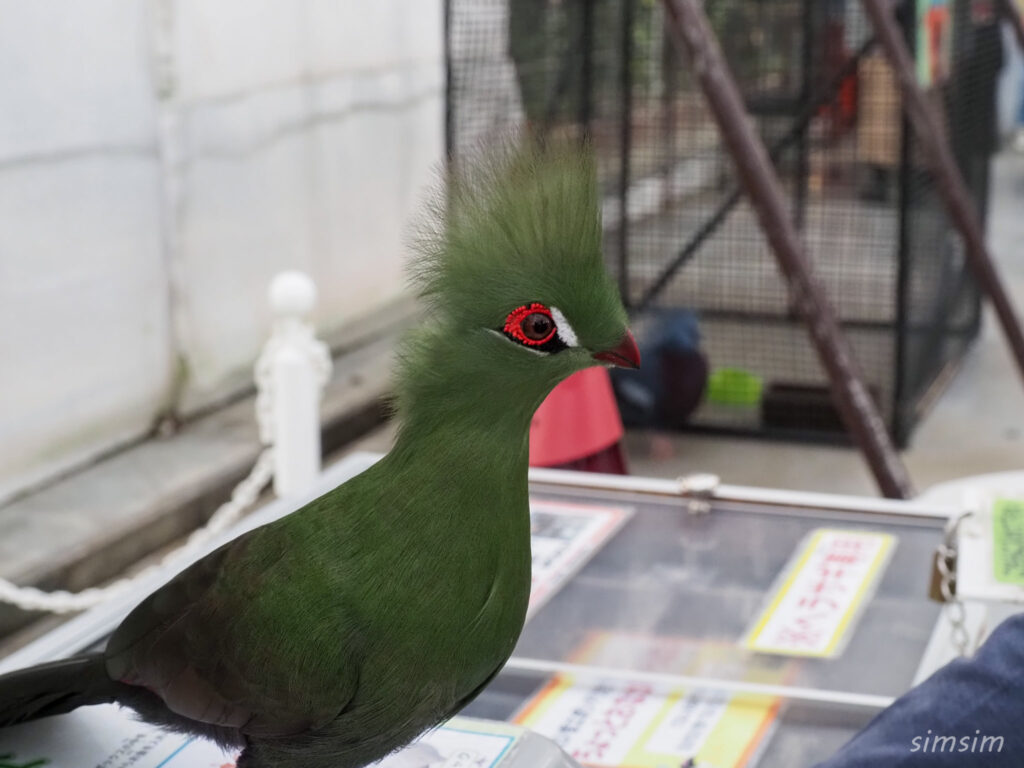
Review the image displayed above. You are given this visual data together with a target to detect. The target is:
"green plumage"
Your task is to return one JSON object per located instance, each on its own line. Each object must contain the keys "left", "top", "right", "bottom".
{"left": 0, "top": 140, "right": 632, "bottom": 768}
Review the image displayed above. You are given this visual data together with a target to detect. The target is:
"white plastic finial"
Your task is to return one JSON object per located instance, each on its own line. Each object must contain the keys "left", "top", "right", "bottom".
{"left": 264, "top": 270, "right": 327, "bottom": 497}
{"left": 269, "top": 270, "right": 317, "bottom": 317}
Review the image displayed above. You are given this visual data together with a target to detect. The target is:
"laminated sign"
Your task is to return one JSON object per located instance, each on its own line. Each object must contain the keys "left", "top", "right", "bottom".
{"left": 0, "top": 708, "right": 518, "bottom": 768}
{"left": 743, "top": 528, "right": 896, "bottom": 658}
{"left": 0, "top": 704, "right": 236, "bottom": 768}
{"left": 992, "top": 498, "right": 1024, "bottom": 585}
{"left": 514, "top": 633, "right": 787, "bottom": 768}
{"left": 527, "top": 500, "right": 633, "bottom": 617}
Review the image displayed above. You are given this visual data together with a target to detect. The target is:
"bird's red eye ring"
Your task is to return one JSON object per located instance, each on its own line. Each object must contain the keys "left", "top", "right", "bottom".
{"left": 503, "top": 303, "right": 557, "bottom": 346}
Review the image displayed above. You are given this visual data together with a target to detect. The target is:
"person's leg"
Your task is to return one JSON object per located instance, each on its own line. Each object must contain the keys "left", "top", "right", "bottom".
{"left": 816, "top": 613, "right": 1024, "bottom": 766}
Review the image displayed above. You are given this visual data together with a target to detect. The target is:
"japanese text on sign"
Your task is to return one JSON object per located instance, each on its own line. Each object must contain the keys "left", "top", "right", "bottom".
{"left": 515, "top": 634, "right": 784, "bottom": 768}
{"left": 744, "top": 529, "right": 896, "bottom": 658}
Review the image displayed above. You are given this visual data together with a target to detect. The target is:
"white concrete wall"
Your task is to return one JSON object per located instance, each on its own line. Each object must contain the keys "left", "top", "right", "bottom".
{"left": 0, "top": 0, "right": 444, "bottom": 502}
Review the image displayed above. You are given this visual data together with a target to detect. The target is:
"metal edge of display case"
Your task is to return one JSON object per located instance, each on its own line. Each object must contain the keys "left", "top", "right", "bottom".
{"left": 501, "top": 657, "right": 898, "bottom": 711}
{"left": 526, "top": 466, "right": 960, "bottom": 523}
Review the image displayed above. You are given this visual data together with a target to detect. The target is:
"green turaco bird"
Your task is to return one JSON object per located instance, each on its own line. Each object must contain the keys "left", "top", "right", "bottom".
{"left": 0, "top": 141, "right": 638, "bottom": 767}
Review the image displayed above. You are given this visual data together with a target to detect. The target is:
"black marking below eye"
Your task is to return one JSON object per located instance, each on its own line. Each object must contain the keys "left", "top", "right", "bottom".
{"left": 497, "top": 327, "right": 569, "bottom": 355}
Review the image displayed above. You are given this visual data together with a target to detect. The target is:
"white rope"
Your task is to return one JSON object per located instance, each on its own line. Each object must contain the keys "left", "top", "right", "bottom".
{"left": 0, "top": 309, "right": 332, "bottom": 614}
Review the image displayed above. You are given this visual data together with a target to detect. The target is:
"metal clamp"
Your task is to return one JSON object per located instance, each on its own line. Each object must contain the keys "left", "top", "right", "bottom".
{"left": 676, "top": 473, "right": 720, "bottom": 515}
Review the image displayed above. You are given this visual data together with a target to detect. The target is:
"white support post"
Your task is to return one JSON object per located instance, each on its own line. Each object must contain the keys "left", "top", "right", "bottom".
{"left": 267, "top": 271, "right": 327, "bottom": 497}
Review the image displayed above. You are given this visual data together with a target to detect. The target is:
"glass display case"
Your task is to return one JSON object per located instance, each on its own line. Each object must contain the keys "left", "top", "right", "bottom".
{"left": 469, "top": 469, "right": 952, "bottom": 767}
{"left": 0, "top": 453, "right": 971, "bottom": 767}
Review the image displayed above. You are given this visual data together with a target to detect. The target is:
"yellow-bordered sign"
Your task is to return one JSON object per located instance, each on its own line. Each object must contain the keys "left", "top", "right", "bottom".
{"left": 743, "top": 528, "right": 896, "bottom": 658}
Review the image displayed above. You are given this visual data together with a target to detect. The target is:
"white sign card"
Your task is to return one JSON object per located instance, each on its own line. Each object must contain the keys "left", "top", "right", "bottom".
{"left": 0, "top": 709, "right": 519, "bottom": 768}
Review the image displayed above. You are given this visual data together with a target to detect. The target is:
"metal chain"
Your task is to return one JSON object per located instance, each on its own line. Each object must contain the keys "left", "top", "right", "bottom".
{"left": 0, "top": 320, "right": 332, "bottom": 614}
{"left": 937, "top": 511, "right": 974, "bottom": 657}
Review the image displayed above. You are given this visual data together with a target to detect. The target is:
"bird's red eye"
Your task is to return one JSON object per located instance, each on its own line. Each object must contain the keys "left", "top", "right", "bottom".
{"left": 522, "top": 312, "right": 553, "bottom": 341}
{"left": 503, "top": 303, "right": 557, "bottom": 346}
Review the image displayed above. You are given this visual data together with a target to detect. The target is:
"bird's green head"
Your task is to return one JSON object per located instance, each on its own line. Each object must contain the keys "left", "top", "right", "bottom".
{"left": 403, "top": 140, "right": 638, "bottom": 416}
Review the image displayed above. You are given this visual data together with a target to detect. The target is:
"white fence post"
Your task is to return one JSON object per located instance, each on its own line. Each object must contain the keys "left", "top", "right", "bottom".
{"left": 267, "top": 271, "right": 327, "bottom": 497}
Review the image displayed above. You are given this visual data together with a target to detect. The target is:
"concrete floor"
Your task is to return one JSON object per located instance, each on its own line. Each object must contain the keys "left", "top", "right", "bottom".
{"left": 349, "top": 151, "right": 1024, "bottom": 498}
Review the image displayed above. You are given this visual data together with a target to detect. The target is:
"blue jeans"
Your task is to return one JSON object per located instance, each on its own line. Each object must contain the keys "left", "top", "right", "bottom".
{"left": 816, "top": 613, "right": 1024, "bottom": 766}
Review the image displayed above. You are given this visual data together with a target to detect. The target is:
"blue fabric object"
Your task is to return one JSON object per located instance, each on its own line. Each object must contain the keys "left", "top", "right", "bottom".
{"left": 611, "top": 309, "right": 706, "bottom": 428}
{"left": 816, "top": 613, "right": 1024, "bottom": 766}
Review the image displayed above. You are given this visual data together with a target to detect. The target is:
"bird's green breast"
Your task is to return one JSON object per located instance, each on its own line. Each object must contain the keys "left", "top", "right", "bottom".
{"left": 292, "top": 434, "right": 534, "bottom": 730}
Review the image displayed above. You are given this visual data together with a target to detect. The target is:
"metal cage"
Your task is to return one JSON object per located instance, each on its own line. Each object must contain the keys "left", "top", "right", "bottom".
{"left": 446, "top": 0, "right": 1002, "bottom": 446}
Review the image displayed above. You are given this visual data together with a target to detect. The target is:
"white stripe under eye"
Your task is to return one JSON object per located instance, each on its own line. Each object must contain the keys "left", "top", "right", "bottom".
{"left": 549, "top": 306, "right": 579, "bottom": 348}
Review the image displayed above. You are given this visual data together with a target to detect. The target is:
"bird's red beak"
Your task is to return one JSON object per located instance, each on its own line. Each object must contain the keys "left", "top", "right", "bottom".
{"left": 593, "top": 330, "right": 641, "bottom": 369}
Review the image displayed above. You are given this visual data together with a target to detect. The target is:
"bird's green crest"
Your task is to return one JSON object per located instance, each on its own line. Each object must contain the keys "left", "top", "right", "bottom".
{"left": 395, "top": 139, "right": 630, "bottom": 426}
{"left": 412, "top": 141, "right": 624, "bottom": 340}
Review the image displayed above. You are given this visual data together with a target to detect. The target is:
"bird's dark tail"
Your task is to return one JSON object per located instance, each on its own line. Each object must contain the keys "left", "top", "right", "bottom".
{"left": 0, "top": 654, "right": 123, "bottom": 727}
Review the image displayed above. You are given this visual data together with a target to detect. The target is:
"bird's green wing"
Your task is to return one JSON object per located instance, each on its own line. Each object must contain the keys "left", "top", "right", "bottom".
{"left": 105, "top": 517, "right": 359, "bottom": 738}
